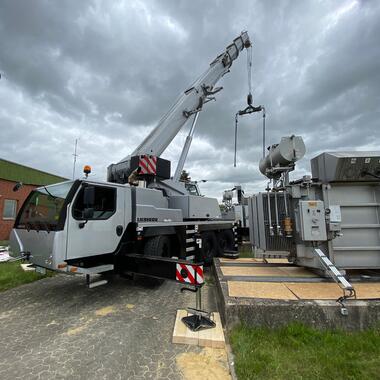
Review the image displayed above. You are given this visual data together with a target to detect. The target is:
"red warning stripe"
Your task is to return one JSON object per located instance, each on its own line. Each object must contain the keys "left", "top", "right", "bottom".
{"left": 194, "top": 265, "right": 204, "bottom": 283}
{"left": 139, "top": 159, "right": 150, "bottom": 174}
{"left": 139, "top": 155, "right": 157, "bottom": 175}
{"left": 144, "top": 156, "right": 156, "bottom": 173}
{"left": 181, "top": 263, "right": 195, "bottom": 284}
{"left": 176, "top": 268, "right": 185, "bottom": 283}
{"left": 175, "top": 263, "right": 204, "bottom": 285}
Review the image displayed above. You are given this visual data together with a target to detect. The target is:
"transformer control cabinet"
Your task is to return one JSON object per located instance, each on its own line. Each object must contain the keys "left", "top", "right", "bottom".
{"left": 328, "top": 205, "right": 342, "bottom": 232}
{"left": 299, "top": 201, "right": 327, "bottom": 241}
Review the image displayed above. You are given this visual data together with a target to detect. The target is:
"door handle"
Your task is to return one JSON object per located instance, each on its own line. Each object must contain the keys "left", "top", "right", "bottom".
{"left": 116, "top": 225, "right": 123, "bottom": 236}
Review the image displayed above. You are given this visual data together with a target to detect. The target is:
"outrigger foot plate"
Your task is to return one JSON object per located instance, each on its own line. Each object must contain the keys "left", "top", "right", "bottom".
{"left": 181, "top": 307, "right": 216, "bottom": 332}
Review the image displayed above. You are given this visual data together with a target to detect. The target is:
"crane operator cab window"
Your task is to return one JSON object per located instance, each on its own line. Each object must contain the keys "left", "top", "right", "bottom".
{"left": 73, "top": 185, "right": 116, "bottom": 220}
{"left": 185, "top": 182, "right": 201, "bottom": 196}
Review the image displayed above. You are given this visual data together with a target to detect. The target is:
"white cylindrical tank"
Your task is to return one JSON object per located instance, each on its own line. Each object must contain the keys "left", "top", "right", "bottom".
{"left": 259, "top": 136, "right": 305, "bottom": 178}
{"left": 223, "top": 190, "right": 233, "bottom": 202}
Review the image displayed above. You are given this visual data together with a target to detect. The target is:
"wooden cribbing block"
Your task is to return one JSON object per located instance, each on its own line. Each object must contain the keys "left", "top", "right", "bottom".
{"left": 172, "top": 310, "right": 225, "bottom": 348}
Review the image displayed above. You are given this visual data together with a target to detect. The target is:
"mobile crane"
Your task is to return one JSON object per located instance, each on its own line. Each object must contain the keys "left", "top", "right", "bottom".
{"left": 10, "top": 32, "right": 252, "bottom": 285}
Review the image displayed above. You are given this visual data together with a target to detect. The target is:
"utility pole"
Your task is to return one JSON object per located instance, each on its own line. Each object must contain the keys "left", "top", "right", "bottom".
{"left": 72, "top": 139, "right": 79, "bottom": 180}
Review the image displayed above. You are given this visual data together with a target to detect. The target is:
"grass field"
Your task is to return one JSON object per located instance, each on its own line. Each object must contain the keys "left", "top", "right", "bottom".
{"left": 230, "top": 323, "right": 380, "bottom": 380}
{"left": 239, "top": 243, "right": 254, "bottom": 258}
{"left": 0, "top": 261, "right": 53, "bottom": 292}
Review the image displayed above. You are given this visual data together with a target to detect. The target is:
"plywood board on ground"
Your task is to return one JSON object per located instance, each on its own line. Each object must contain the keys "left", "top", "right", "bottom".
{"left": 286, "top": 283, "right": 342, "bottom": 300}
{"left": 172, "top": 310, "right": 225, "bottom": 348}
{"left": 222, "top": 266, "right": 285, "bottom": 277}
{"left": 228, "top": 281, "right": 298, "bottom": 300}
{"left": 228, "top": 281, "right": 380, "bottom": 300}
{"left": 353, "top": 283, "right": 380, "bottom": 299}
{"left": 221, "top": 266, "right": 317, "bottom": 278}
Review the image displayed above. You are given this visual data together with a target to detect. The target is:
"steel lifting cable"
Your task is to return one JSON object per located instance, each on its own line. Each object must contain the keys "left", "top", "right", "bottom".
{"left": 233, "top": 44, "right": 265, "bottom": 167}
{"left": 262, "top": 106, "right": 266, "bottom": 158}
{"left": 234, "top": 113, "right": 239, "bottom": 167}
{"left": 234, "top": 107, "right": 266, "bottom": 167}
{"left": 247, "top": 46, "right": 252, "bottom": 94}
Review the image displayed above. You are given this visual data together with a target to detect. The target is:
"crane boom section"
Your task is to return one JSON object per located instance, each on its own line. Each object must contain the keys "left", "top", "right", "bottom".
{"left": 108, "top": 32, "right": 251, "bottom": 182}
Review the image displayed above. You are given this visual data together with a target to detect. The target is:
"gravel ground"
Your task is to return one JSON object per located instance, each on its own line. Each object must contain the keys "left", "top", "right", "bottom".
{"left": 0, "top": 272, "right": 218, "bottom": 379}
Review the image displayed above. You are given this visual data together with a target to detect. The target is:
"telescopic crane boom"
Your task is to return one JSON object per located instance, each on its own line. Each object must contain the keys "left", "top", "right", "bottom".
{"left": 108, "top": 32, "right": 252, "bottom": 183}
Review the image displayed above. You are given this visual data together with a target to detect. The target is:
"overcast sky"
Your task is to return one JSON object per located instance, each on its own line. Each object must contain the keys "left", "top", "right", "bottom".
{"left": 1, "top": 0, "right": 379, "bottom": 199}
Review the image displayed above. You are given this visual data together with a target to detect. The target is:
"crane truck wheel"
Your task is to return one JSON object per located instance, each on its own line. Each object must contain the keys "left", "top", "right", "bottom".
{"left": 217, "top": 229, "right": 235, "bottom": 256}
{"left": 198, "top": 231, "right": 218, "bottom": 265}
{"left": 143, "top": 235, "right": 171, "bottom": 257}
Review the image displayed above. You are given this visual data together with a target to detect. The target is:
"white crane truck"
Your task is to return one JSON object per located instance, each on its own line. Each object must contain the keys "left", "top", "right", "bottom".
{"left": 10, "top": 32, "right": 252, "bottom": 284}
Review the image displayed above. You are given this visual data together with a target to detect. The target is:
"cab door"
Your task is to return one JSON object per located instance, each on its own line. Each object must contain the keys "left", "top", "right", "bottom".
{"left": 65, "top": 184, "right": 125, "bottom": 261}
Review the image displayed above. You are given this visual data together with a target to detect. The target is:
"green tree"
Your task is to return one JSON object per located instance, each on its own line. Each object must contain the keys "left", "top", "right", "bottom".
{"left": 180, "top": 170, "right": 191, "bottom": 182}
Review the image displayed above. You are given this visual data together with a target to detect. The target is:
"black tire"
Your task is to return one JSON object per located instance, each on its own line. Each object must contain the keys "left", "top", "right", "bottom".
{"left": 144, "top": 235, "right": 171, "bottom": 257}
{"left": 217, "top": 229, "right": 235, "bottom": 256}
{"left": 199, "top": 231, "right": 218, "bottom": 265}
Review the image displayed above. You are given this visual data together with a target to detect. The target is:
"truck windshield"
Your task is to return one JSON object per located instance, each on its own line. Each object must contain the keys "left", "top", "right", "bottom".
{"left": 16, "top": 181, "right": 74, "bottom": 231}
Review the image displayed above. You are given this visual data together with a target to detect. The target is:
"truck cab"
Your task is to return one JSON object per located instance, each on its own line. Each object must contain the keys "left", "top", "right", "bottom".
{"left": 10, "top": 180, "right": 128, "bottom": 272}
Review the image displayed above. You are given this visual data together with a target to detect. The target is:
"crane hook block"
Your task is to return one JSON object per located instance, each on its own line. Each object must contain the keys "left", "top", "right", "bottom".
{"left": 247, "top": 93, "right": 253, "bottom": 106}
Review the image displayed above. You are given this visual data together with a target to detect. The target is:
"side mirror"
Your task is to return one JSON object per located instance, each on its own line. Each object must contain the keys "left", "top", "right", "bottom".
{"left": 79, "top": 207, "right": 94, "bottom": 229}
{"left": 83, "top": 207, "right": 94, "bottom": 219}
{"left": 83, "top": 186, "right": 95, "bottom": 206}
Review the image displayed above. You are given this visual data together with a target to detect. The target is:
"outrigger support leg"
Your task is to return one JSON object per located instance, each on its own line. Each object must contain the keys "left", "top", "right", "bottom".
{"left": 180, "top": 286, "right": 216, "bottom": 332}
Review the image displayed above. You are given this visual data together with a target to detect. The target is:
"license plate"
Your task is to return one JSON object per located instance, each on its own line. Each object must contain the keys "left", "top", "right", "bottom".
{"left": 35, "top": 266, "right": 46, "bottom": 275}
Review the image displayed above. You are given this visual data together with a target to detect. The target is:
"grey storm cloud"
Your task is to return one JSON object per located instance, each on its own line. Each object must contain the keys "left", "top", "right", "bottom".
{"left": 0, "top": 0, "right": 379, "bottom": 198}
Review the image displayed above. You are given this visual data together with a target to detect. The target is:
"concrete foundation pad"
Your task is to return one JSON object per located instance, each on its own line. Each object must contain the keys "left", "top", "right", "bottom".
{"left": 213, "top": 258, "right": 380, "bottom": 331}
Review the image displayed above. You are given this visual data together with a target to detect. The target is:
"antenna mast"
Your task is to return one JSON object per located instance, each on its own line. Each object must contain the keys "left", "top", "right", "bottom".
{"left": 72, "top": 139, "right": 79, "bottom": 180}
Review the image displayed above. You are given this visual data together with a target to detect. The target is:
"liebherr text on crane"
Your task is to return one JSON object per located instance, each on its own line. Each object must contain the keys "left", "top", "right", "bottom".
{"left": 10, "top": 32, "right": 252, "bottom": 285}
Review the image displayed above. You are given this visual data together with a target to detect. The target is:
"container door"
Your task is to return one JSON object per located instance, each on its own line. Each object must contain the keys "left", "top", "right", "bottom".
{"left": 66, "top": 184, "right": 125, "bottom": 261}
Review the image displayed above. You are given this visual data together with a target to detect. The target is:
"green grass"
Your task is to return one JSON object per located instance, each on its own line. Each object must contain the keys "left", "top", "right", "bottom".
{"left": 0, "top": 240, "right": 9, "bottom": 246}
{"left": 238, "top": 243, "right": 254, "bottom": 258}
{"left": 0, "top": 261, "right": 53, "bottom": 292}
{"left": 230, "top": 323, "right": 380, "bottom": 380}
